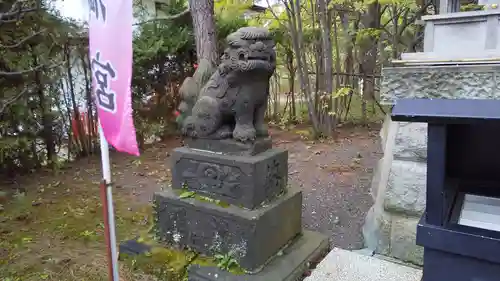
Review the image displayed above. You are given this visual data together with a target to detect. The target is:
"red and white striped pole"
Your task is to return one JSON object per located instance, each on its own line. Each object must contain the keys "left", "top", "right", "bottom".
{"left": 98, "top": 123, "right": 120, "bottom": 281}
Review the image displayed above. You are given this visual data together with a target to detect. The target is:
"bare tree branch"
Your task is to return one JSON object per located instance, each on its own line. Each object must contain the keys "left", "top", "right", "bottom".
{"left": 133, "top": 8, "right": 190, "bottom": 26}
{"left": 0, "top": 64, "right": 47, "bottom": 77}
{"left": 398, "top": 2, "right": 431, "bottom": 36}
{"left": 266, "top": 0, "right": 288, "bottom": 29}
{"left": 0, "top": 29, "right": 46, "bottom": 49}
{"left": 0, "top": 0, "right": 40, "bottom": 25}
{"left": 0, "top": 87, "right": 29, "bottom": 115}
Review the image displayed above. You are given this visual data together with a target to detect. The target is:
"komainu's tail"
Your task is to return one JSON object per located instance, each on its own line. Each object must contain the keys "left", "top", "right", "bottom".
{"left": 176, "top": 59, "right": 216, "bottom": 127}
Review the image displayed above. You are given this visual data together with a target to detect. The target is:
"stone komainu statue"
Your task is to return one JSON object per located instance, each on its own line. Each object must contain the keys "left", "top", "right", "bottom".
{"left": 176, "top": 27, "right": 276, "bottom": 143}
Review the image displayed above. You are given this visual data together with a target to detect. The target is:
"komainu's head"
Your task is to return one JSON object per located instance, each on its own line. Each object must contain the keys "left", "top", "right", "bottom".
{"left": 221, "top": 27, "right": 276, "bottom": 75}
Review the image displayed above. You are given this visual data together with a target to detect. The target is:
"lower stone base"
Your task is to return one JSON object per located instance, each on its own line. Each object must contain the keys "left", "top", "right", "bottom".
{"left": 363, "top": 205, "right": 423, "bottom": 265}
{"left": 362, "top": 117, "right": 425, "bottom": 265}
{"left": 154, "top": 186, "right": 302, "bottom": 272}
{"left": 187, "top": 230, "right": 330, "bottom": 281}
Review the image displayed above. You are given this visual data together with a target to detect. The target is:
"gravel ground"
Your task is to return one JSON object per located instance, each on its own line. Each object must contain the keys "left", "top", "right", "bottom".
{"left": 271, "top": 126, "right": 381, "bottom": 249}
{"left": 108, "top": 125, "right": 383, "bottom": 250}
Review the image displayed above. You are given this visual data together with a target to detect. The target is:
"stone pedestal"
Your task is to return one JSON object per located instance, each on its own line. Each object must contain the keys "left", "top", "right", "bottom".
{"left": 171, "top": 146, "right": 288, "bottom": 209}
{"left": 155, "top": 186, "right": 302, "bottom": 271}
{"left": 403, "top": 10, "right": 500, "bottom": 63}
{"left": 155, "top": 138, "right": 329, "bottom": 279}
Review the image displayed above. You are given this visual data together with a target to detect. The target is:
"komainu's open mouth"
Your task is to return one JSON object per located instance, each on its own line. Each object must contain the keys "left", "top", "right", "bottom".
{"left": 247, "top": 56, "right": 269, "bottom": 61}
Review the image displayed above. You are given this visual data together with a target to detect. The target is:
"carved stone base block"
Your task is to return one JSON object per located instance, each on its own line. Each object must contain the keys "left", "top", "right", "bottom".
{"left": 380, "top": 64, "right": 500, "bottom": 105}
{"left": 184, "top": 137, "right": 272, "bottom": 156}
{"left": 154, "top": 186, "right": 302, "bottom": 272}
{"left": 171, "top": 147, "right": 288, "bottom": 209}
{"left": 187, "top": 230, "right": 330, "bottom": 281}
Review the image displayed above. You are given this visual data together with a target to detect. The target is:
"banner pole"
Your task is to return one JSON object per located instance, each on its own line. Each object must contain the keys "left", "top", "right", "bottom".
{"left": 99, "top": 123, "right": 120, "bottom": 281}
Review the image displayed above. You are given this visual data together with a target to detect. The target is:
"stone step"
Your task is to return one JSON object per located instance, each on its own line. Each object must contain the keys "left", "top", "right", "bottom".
{"left": 304, "top": 248, "right": 422, "bottom": 281}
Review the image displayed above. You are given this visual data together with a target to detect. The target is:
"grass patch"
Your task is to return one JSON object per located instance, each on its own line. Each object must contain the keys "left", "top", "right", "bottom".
{"left": 0, "top": 173, "right": 205, "bottom": 281}
{"left": 0, "top": 179, "right": 156, "bottom": 281}
{"left": 1, "top": 175, "right": 244, "bottom": 281}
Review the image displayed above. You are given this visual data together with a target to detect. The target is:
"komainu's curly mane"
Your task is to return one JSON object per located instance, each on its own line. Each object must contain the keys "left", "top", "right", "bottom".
{"left": 177, "top": 27, "right": 276, "bottom": 143}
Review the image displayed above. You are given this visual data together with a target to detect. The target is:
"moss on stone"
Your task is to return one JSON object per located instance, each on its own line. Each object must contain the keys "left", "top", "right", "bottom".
{"left": 175, "top": 188, "right": 230, "bottom": 208}
{"left": 461, "top": 4, "right": 485, "bottom": 11}
{"left": 121, "top": 245, "right": 198, "bottom": 281}
{"left": 195, "top": 194, "right": 230, "bottom": 208}
{"left": 120, "top": 235, "right": 247, "bottom": 280}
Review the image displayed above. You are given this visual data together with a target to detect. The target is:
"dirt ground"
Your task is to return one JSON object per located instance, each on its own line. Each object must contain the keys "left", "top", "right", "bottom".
{"left": 0, "top": 125, "right": 382, "bottom": 280}
{"left": 67, "top": 125, "right": 381, "bottom": 249}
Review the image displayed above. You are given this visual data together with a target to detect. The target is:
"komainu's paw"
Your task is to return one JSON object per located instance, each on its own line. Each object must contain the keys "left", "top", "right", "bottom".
{"left": 212, "top": 125, "right": 233, "bottom": 139}
{"left": 181, "top": 117, "right": 197, "bottom": 137}
{"left": 233, "top": 124, "right": 256, "bottom": 142}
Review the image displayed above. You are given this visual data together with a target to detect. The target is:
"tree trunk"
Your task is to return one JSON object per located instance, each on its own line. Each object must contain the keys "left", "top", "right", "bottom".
{"left": 81, "top": 50, "right": 94, "bottom": 153}
{"left": 65, "top": 42, "right": 88, "bottom": 156}
{"left": 285, "top": 48, "right": 296, "bottom": 121}
{"left": 318, "top": 0, "right": 334, "bottom": 136}
{"left": 339, "top": 11, "right": 358, "bottom": 120}
{"left": 188, "top": 0, "right": 218, "bottom": 66}
{"left": 286, "top": 0, "right": 320, "bottom": 136}
{"left": 359, "top": 1, "right": 381, "bottom": 124}
{"left": 332, "top": 10, "right": 342, "bottom": 123}
{"left": 273, "top": 73, "right": 279, "bottom": 121}
{"left": 391, "top": 5, "right": 399, "bottom": 59}
{"left": 32, "top": 50, "right": 55, "bottom": 166}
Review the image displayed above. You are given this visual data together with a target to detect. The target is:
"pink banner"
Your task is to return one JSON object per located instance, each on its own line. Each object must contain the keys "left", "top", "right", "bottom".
{"left": 88, "top": 0, "right": 140, "bottom": 156}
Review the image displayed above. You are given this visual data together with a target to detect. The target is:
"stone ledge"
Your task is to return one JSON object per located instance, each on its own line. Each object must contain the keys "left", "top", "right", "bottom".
{"left": 184, "top": 137, "right": 273, "bottom": 156}
{"left": 303, "top": 248, "right": 422, "bottom": 281}
{"left": 363, "top": 206, "right": 424, "bottom": 266}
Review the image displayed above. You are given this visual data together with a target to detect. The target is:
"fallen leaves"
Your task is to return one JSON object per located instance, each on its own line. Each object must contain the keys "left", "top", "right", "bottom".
{"left": 327, "top": 164, "right": 354, "bottom": 173}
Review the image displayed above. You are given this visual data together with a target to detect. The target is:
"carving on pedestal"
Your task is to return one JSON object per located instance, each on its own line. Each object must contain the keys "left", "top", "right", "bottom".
{"left": 187, "top": 214, "right": 214, "bottom": 250}
{"left": 171, "top": 147, "right": 289, "bottom": 209}
{"left": 265, "top": 159, "right": 286, "bottom": 198}
{"left": 156, "top": 204, "right": 187, "bottom": 244}
{"left": 181, "top": 159, "right": 244, "bottom": 199}
{"left": 184, "top": 209, "right": 249, "bottom": 258}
